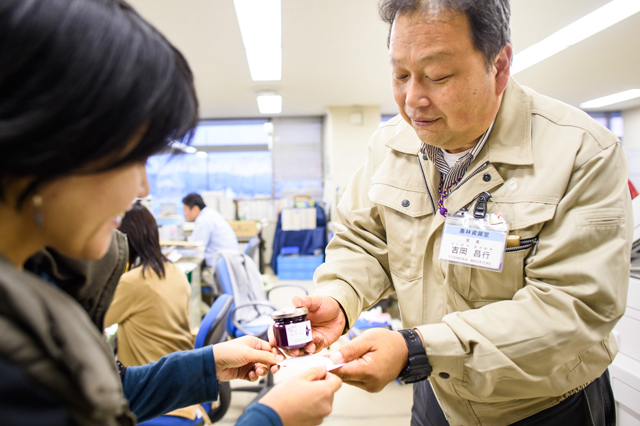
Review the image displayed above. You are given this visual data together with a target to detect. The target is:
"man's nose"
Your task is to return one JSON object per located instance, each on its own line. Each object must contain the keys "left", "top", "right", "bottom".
{"left": 405, "top": 78, "right": 431, "bottom": 109}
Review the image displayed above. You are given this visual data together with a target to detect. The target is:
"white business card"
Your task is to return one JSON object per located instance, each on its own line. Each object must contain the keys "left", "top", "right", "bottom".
{"left": 277, "top": 354, "right": 344, "bottom": 371}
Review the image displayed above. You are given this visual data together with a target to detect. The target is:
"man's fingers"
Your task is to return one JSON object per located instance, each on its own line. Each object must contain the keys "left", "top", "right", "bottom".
{"left": 329, "top": 358, "right": 366, "bottom": 382}
{"left": 330, "top": 337, "right": 371, "bottom": 364}
{"left": 297, "top": 365, "right": 328, "bottom": 381}
{"left": 292, "top": 295, "right": 308, "bottom": 309}
{"left": 294, "top": 295, "right": 329, "bottom": 314}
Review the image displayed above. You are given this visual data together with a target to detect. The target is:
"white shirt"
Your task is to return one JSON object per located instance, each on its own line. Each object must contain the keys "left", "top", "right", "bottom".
{"left": 188, "top": 207, "right": 239, "bottom": 266}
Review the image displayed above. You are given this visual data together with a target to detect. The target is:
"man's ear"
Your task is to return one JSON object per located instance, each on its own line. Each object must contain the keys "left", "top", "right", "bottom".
{"left": 494, "top": 43, "right": 512, "bottom": 96}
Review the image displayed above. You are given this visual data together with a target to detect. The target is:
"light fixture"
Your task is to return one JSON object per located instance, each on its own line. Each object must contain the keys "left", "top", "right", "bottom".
{"left": 185, "top": 146, "right": 197, "bottom": 154}
{"left": 234, "top": 0, "right": 281, "bottom": 81}
{"left": 580, "top": 89, "right": 640, "bottom": 109}
{"left": 512, "top": 0, "right": 640, "bottom": 74}
{"left": 196, "top": 151, "right": 208, "bottom": 158}
{"left": 257, "top": 94, "right": 282, "bottom": 114}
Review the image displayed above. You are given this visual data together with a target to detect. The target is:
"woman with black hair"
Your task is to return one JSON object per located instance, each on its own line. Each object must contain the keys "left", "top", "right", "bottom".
{"left": 0, "top": 1, "right": 341, "bottom": 426}
{"left": 105, "top": 202, "right": 199, "bottom": 420}
{"left": 106, "top": 202, "right": 194, "bottom": 368}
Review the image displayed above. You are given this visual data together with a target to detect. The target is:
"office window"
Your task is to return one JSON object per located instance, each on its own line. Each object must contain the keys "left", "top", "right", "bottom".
{"left": 146, "top": 119, "right": 273, "bottom": 216}
{"left": 587, "top": 111, "right": 623, "bottom": 140}
{"left": 271, "top": 117, "right": 324, "bottom": 199}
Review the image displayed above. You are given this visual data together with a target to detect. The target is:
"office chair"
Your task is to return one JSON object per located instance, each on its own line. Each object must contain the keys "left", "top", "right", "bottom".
{"left": 139, "top": 294, "right": 234, "bottom": 426}
{"left": 213, "top": 250, "right": 308, "bottom": 399}
{"left": 244, "top": 236, "right": 260, "bottom": 258}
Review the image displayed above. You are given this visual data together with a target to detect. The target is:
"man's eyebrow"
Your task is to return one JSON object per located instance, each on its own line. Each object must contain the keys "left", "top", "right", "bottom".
{"left": 390, "top": 51, "right": 453, "bottom": 66}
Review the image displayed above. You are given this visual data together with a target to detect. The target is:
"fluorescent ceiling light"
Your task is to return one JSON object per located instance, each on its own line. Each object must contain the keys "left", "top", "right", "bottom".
{"left": 185, "top": 146, "right": 197, "bottom": 154}
{"left": 234, "top": 0, "right": 281, "bottom": 81}
{"left": 196, "top": 151, "right": 208, "bottom": 158}
{"left": 512, "top": 0, "right": 640, "bottom": 74}
{"left": 257, "top": 95, "right": 282, "bottom": 114}
{"left": 580, "top": 89, "right": 640, "bottom": 109}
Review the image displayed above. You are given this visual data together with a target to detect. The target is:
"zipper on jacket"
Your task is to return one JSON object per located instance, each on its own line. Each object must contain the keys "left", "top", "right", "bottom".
{"left": 448, "top": 161, "right": 490, "bottom": 197}
{"left": 506, "top": 236, "right": 539, "bottom": 253}
{"left": 417, "top": 155, "right": 437, "bottom": 215}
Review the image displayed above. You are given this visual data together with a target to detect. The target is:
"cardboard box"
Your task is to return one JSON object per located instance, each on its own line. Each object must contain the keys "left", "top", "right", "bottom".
{"left": 228, "top": 220, "right": 259, "bottom": 238}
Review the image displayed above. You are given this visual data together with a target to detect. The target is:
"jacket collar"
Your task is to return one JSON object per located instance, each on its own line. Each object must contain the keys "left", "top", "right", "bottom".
{"left": 385, "top": 78, "right": 533, "bottom": 165}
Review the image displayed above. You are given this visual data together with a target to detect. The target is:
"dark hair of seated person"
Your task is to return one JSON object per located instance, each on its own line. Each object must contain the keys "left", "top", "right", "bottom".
{"left": 119, "top": 202, "right": 167, "bottom": 279}
{"left": 0, "top": 0, "right": 198, "bottom": 206}
{"left": 182, "top": 193, "right": 206, "bottom": 210}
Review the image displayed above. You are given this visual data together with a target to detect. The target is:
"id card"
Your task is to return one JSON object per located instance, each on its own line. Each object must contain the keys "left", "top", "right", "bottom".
{"left": 438, "top": 212, "right": 509, "bottom": 272}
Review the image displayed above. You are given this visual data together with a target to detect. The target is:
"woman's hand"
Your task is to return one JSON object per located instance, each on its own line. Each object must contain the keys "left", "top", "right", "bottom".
{"left": 259, "top": 366, "right": 342, "bottom": 426}
{"left": 212, "top": 336, "right": 284, "bottom": 382}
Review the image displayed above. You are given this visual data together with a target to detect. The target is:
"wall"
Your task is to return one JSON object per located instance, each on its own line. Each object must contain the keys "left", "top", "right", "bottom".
{"left": 323, "top": 106, "right": 381, "bottom": 221}
{"left": 623, "top": 106, "right": 640, "bottom": 190}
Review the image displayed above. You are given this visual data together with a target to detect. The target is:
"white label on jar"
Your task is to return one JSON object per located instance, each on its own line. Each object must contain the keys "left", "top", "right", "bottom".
{"left": 285, "top": 320, "right": 312, "bottom": 346}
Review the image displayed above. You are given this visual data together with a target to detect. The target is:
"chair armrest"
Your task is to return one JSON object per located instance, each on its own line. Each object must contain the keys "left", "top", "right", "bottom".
{"left": 266, "top": 284, "right": 309, "bottom": 299}
{"left": 231, "top": 301, "right": 278, "bottom": 338}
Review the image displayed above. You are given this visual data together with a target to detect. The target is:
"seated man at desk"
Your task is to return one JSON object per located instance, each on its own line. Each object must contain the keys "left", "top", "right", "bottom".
{"left": 183, "top": 193, "right": 239, "bottom": 266}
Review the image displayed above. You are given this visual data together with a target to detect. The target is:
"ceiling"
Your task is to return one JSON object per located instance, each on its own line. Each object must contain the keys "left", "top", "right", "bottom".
{"left": 127, "top": 0, "right": 640, "bottom": 118}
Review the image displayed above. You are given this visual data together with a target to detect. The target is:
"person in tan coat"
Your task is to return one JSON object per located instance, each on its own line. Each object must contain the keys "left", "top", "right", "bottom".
{"left": 274, "top": 1, "right": 632, "bottom": 425}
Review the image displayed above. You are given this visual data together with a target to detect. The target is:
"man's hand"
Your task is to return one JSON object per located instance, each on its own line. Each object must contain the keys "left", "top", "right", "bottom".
{"left": 259, "top": 366, "right": 342, "bottom": 426}
{"left": 269, "top": 295, "right": 346, "bottom": 356}
{"left": 328, "top": 328, "right": 408, "bottom": 392}
{"left": 212, "top": 336, "right": 284, "bottom": 382}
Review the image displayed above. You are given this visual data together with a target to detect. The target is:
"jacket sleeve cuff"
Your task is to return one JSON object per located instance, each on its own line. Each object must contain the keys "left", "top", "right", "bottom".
{"left": 314, "top": 281, "right": 361, "bottom": 333}
{"left": 415, "top": 323, "right": 465, "bottom": 383}
{"left": 237, "top": 403, "right": 283, "bottom": 426}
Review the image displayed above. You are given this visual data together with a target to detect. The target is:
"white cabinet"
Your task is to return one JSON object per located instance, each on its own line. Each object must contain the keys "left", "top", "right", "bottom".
{"left": 611, "top": 277, "right": 640, "bottom": 425}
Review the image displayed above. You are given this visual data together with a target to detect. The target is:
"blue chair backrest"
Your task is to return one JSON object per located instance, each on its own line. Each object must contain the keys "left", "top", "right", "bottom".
{"left": 215, "top": 256, "right": 238, "bottom": 335}
{"left": 244, "top": 236, "right": 260, "bottom": 256}
{"left": 195, "top": 294, "right": 233, "bottom": 349}
{"left": 216, "top": 255, "right": 235, "bottom": 295}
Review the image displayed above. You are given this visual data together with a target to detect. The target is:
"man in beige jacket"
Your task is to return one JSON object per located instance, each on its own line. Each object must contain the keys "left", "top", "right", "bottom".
{"left": 278, "top": 0, "right": 633, "bottom": 425}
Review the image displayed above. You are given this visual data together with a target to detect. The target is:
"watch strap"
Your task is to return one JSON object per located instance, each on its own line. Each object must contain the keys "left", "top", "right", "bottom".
{"left": 398, "top": 328, "right": 425, "bottom": 357}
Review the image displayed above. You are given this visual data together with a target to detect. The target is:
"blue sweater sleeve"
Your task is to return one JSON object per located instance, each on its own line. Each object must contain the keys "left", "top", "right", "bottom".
{"left": 123, "top": 346, "right": 218, "bottom": 422}
{"left": 237, "top": 403, "right": 282, "bottom": 426}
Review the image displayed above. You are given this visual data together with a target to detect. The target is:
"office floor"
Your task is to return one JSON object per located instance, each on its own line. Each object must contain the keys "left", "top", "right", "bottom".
{"left": 217, "top": 276, "right": 414, "bottom": 425}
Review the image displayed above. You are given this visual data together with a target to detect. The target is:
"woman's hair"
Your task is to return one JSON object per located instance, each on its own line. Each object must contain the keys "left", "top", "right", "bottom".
{"left": 0, "top": 0, "right": 198, "bottom": 206}
{"left": 119, "top": 202, "right": 166, "bottom": 279}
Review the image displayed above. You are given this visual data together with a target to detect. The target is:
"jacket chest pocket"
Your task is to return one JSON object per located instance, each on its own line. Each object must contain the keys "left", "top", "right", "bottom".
{"left": 448, "top": 201, "right": 556, "bottom": 304}
{"left": 369, "top": 182, "right": 433, "bottom": 281}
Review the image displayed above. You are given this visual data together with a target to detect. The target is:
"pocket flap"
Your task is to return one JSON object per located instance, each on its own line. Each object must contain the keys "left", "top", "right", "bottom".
{"left": 369, "top": 182, "right": 433, "bottom": 218}
{"left": 495, "top": 201, "right": 557, "bottom": 230}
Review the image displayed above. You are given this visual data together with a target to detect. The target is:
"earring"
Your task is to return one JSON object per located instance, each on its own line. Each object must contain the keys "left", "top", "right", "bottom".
{"left": 32, "top": 195, "right": 44, "bottom": 228}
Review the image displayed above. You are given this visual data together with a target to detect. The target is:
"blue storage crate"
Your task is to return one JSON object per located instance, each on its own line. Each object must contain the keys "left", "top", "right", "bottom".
{"left": 276, "top": 254, "right": 325, "bottom": 280}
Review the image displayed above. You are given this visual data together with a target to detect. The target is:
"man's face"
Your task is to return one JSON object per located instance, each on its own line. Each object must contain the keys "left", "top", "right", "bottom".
{"left": 183, "top": 204, "right": 200, "bottom": 222}
{"left": 389, "top": 11, "right": 511, "bottom": 153}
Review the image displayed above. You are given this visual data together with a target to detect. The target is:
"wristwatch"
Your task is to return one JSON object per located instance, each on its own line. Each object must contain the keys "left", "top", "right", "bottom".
{"left": 397, "top": 328, "right": 432, "bottom": 384}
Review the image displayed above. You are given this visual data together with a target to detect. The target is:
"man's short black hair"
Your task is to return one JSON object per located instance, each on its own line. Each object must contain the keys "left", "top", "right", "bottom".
{"left": 0, "top": 0, "right": 198, "bottom": 206}
{"left": 182, "top": 193, "right": 206, "bottom": 210}
{"left": 378, "top": 0, "right": 511, "bottom": 68}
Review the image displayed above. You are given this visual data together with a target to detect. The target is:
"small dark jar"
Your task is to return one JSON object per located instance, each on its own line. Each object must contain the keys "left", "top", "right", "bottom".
{"left": 272, "top": 307, "right": 313, "bottom": 350}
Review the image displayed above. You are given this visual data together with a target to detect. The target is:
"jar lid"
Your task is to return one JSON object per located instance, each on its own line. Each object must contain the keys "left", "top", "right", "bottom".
{"left": 271, "top": 307, "right": 308, "bottom": 320}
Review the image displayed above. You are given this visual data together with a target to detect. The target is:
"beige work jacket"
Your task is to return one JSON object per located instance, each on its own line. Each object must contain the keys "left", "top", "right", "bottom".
{"left": 315, "top": 79, "right": 633, "bottom": 426}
